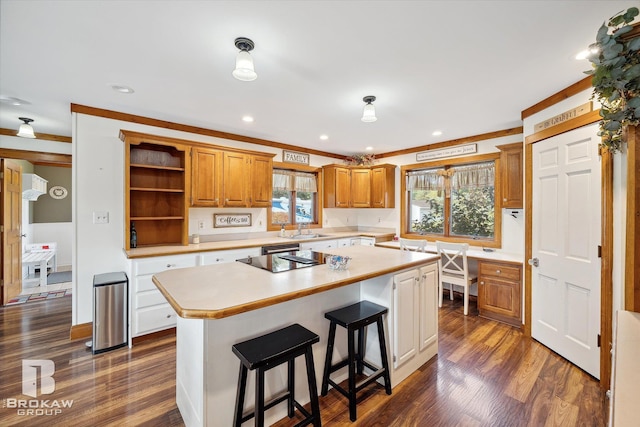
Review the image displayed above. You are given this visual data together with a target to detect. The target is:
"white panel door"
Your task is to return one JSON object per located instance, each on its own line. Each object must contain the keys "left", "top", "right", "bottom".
{"left": 531, "top": 123, "right": 601, "bottom": 378}
{"left": 419, "top": 264, "right": 438, "bottom": 351}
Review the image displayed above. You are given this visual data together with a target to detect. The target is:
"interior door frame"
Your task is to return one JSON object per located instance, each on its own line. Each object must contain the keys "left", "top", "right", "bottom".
{"left": 524, "top": 110, "right": 613, "bottom": 388}
{"left": 0, "top": 148, "right": 72, "bottom": 306}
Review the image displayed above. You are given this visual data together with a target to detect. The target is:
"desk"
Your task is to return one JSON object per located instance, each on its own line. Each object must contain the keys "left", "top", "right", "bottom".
{"left": 377, "top": 240, "right": 524, "bottom": 326}
{"left": 375, "top": 240, "right": 523, "bottom": 264}
{"left": 22, "top": 251, "right": 57, "bottom": 287}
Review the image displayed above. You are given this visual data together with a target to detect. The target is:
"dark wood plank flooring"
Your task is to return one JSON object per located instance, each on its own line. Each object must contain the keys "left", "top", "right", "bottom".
{"left": 0, "top": 296, "right": 607, "bottom": 426}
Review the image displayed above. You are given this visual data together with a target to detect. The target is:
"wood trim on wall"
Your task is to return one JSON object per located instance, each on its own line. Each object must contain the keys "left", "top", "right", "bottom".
{"left": 376, "top": 127, "right": 523, "bottom": 159}
{"left": 72, "top": 103, "right": 345, "bottom": 160}
{"left": 0, "top": 128, "right": 72, "bottom": 143}
{"left": 523, "top": 110, "right": 611, "bottom": 388}
{"left": 625, "top": 125, "right": 640, "bottom": 312}
{"left": 524, "top": 142, "right": 532, "bottom": 337}
{"left": 600, "top": 146, "right": 613, "bottom": 390}
{"left": 521, "top": 77, "right": 592, "bottom": 120}
{"left": 0, "top": 148, "right": 72, "bottom": 166}
{"left": 399, "top": 152, "right": 502, "bottom": 248}
{"left": 524, "top": 110, "right": 601, "bottom": 145}
{"left": 70, "top": 322, "right": 92, "bottom": 340}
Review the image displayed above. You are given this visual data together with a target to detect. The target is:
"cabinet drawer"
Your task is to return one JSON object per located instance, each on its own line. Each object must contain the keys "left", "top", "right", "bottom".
{"left": 134, "top": 254, "right": 197, "bottom": 276}
{"left": 133, "top": 304, "right": 177, "bottom": 336}
{"left": 198, "top": 247, "right": 261, "bottom": 265}
{"left": 136, "top": 289, "right": 169, "bottom": 308}
{"left": 134, "top": 275, "right": 157, "bottom": 293}
{"left": 479, "top": 262, "right": 521, "bottom": 281}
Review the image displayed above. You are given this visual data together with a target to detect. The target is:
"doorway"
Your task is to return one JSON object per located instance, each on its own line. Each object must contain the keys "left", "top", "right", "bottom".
{"left": 0, "top": 149, "right": 72, "bottom": 305}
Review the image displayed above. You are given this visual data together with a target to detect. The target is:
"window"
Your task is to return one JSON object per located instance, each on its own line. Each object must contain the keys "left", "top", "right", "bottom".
{"left": 270, "top": 168, "right": 320, "bottom": 228}
{"left": 404, "top": 156, "right": 500, "bottom": 246}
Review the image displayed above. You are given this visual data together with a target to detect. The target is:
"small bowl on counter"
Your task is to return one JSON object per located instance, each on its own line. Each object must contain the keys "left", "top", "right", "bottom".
{"left": 326, "top": 255, "right": 352, "bottom": 271}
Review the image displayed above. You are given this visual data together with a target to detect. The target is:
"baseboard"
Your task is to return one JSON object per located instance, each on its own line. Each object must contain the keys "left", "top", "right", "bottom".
{"left": 132, "top": 327, "right": 176, "bottom": 345}
{"left": 70, "top": 322, "right": 92, "bottom": 340}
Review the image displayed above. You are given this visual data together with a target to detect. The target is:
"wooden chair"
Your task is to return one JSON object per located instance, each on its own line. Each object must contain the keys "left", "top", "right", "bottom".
{"left": 399, "top": 238, "right": 427, "bottom": 252}
{"left": 436, "top": 241, "right": 477, "bottom": 315}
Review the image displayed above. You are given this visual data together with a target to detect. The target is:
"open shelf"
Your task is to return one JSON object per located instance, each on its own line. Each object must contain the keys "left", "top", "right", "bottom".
{"left": 123, "top": 132, "right": 189, "bottom": 249}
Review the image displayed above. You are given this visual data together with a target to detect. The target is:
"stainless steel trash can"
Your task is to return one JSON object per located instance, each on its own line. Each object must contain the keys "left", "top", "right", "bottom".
{"left": 92, "top": 272, "right": 128, "bottom": 354}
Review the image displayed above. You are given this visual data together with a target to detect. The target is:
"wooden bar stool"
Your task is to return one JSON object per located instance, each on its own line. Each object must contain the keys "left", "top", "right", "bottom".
{"left": 232, "top": 323, "right": 321, "bottom": 427}
{"left": 320, "top": 301, "right": 392, "bottom": 421}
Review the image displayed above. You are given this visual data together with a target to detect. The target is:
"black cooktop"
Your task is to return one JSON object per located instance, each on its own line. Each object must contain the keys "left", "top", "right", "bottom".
{"left": 236, "top": 250, "right": 327, "bottom": 273}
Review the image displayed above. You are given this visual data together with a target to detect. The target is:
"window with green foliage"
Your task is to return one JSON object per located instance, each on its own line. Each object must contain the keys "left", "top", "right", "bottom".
{"left": 271, "top": 169, "right": 318, "bottom": 226}
{"left": 407, "top": 161, "right": 496, "bottom": 241}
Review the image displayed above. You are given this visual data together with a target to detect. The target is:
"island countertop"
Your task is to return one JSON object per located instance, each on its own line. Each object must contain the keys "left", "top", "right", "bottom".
{"left": 153, "top": 245, "right": 439, "bottom": 320}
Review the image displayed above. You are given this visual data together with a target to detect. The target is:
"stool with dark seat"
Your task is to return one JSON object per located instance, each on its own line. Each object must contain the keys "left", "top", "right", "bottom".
{"left": 320, "top": 301, "right": 392, "bottom": 421}
{"left": 232, "top": 323, "right": 321, "bottom": 427}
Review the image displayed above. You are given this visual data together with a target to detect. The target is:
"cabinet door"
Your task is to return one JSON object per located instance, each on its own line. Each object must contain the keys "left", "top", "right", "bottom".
{"left": 419, "top": 264, "right": 438, "bottom": 351}
{"left": 478, "top": 261, "right": 522, "bottom": 326}
{"left": 249, "top": 155, "right": 272, "bottom": 207}
{"left": 350, "top": 169, "right": 371, "bottom": 208}
{"left": 499, "top": 143, "right": 523, "bottom": 208}
{"left": 223, "top": 152, "right": 248, "bottom": 207}
{"left": 371, "top": 166, "right": 395, "bottom": 208}
{"left": 191, "top": 147, "right": 222, "bottom": 207}
{"left": 393, "top": 269, "right": 419, "bottom": 369}
{"left": 335, "top": 167, "right": 351, "bottom": 207}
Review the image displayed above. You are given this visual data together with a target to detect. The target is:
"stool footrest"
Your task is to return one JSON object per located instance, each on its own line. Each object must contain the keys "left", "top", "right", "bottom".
{"left": 239, "top": 391, "right": 307, "bottom": 424}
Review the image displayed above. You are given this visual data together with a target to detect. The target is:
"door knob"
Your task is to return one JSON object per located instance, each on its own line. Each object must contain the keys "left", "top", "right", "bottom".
{"left": 528, "top": 258, "right": 539, "bottom": 267}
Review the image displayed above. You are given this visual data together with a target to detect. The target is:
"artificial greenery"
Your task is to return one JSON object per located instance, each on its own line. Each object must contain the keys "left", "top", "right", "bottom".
{"left": 345, "top": 153, "right": 376, "bottom": 166}
{"left": 585, "top": 7, "right": 640, "bottom": 152}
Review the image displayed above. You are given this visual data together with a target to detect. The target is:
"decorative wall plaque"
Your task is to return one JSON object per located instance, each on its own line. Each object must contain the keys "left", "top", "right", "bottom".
{"left": 213, "top": 213, "right": 252, "bottom": 228}
{"left": 534, "top": 102, "right": 592, "bottom": 132}
{"left": 283, "top": 150, "right": 310, "bottom": 165}
{"left": 416, "top": 143, "right": 477, "bottom": 162}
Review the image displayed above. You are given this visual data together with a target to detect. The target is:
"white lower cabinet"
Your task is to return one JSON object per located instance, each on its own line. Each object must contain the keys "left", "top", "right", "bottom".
{"left": 198, "top": 247, "right": 260, "bottom": 265}
{"left": 129, "top": 253, "right": 197, "bottom": 341}
{"left": 361, "top": 261, "right": 438, "bottom": 387}
{"left": 300, "top": 240, "right": 338, "bottom": 252}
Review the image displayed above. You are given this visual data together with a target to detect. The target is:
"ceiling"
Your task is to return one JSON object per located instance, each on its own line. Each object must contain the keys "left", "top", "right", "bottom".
{"left": 0, "top": 1, "right": 636, "bottom": 157}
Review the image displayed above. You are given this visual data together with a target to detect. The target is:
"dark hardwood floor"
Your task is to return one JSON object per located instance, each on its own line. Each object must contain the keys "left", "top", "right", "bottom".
{"left": 0, "top": 296, "right": 607, "bottom": 426}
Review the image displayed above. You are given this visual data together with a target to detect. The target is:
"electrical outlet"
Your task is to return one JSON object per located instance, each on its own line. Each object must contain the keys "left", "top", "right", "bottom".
{"left": 93, "top": 211, "right": 109, "bottom": 224}
{"left": 198, "top": 220, "right": 205, "bottom": 229}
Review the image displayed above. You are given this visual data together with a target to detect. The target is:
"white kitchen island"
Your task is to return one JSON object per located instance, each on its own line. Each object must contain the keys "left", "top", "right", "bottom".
{"left": 153, "top": 245, "right": 439, "bottom": 427}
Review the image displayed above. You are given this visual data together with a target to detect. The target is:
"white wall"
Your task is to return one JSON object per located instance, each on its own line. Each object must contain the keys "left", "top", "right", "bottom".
{"left": 32, "top": 223, "right": 73, "bottom": 268}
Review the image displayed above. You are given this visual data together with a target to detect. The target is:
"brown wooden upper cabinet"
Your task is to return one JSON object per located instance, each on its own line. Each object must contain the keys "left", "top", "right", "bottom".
{"left": 350, "top": 168, "right": 371, "bottom": 208}
{"left": 323, "top": 164, "right": 396, "bottom": 208}
{"left": 371, "top": 164, "right": 396, "bottom": 208}
{"left": 191, "top": 147, "right": 222, "bottom": 207}
{"left": 221, "top": 152, "right": 273, "bottom": 208}
{"left": 497, "top": 143, "right": 523, "bottom": 209}
{"left": 121, "top": 130, "right": 190, "bottom": 249}
{"left": 190, "top": 148, "right": 273, "bottom": 208}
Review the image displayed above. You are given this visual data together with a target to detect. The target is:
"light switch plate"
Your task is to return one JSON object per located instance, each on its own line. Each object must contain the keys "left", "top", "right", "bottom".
{"left": 93, "top": 211, "right": 109, "bottom": 224}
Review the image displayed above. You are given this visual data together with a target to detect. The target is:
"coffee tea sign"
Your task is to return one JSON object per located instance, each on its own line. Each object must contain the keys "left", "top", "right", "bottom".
{"left": 283, "top": 150, "right": 310, "bottom": 165}
{"left": 213, "top": 213, "right": 252, "bottom": 228}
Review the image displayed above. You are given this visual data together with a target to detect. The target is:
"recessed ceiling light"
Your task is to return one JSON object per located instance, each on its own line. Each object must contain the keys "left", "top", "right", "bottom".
{"left": 319, "top": 134, "right": 329, "bottom": 140}
{"left": 110, "top": 84, "right": 135, "bottom": 94}
{"left": 242, "top": 116, "right": 254, "bottom": 123}
{"left": 0, "top": 96, "right": 31, "bottom": 106}
{"left": 432, "top": 130, "right": 443, "bottom": 136}
{"left": 365, "top": 146, "right": 373, "bottom": 151}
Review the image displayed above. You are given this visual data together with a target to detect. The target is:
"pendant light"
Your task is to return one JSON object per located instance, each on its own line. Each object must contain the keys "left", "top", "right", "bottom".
{"left": 17, "top": 117, "right": 36, "bottom": 138}
{"left": 232, "top": 37, "right": 257, "bottom": 81}
{"left": 361, "top": 96, "right": 377, "bottom": 122}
